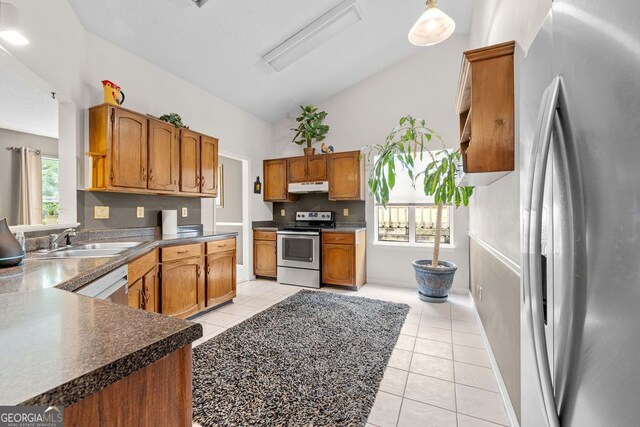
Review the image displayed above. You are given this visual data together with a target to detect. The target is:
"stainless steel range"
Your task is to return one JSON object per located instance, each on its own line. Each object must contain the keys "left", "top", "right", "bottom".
{"left": 276, "top": 211, "right": 335, "bottom": 288}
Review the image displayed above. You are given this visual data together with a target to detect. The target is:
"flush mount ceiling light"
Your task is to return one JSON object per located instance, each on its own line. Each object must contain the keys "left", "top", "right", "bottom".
{"left": 190, "top": 0, "right": 209, "bottom": 8}
{"left": 0, "top": 2, "right": 28, "bottom": 46}
{"left": 408, "top": 0, "right": 455, "bottom": 46}
{"left": 262, "top": 0, "right": 362, "bottom": 72}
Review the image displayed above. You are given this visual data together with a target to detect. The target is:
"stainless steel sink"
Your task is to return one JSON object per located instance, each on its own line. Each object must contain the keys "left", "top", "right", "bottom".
{"left": 73, "top": 242, "right": 143, "bottom": 250}
{"left": 35, "top": 242, "right": 144, "bottom": 259}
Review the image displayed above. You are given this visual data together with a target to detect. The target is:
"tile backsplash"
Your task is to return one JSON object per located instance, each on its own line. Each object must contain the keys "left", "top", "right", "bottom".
{"left": 273, "top": 193, "right": 365, "bottom": 223}
{"left": 77, "top": 190, "right": 201, "bottom": 229}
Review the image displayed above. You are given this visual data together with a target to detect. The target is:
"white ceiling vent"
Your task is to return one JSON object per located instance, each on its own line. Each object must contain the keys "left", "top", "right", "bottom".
{"left": 262, "top": 0, "right": 362, "bottom": 72}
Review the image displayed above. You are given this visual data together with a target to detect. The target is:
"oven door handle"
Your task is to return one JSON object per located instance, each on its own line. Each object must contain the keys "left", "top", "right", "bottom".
{"left": 277, "top": 231, "right": 320, "bottom": 236}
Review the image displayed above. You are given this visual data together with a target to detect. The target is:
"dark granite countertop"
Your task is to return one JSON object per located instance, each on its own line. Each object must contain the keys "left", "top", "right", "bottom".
{"left": 0, "top": 231, "right": 238, "bottom": 294}
{"left": 252, "top": 221, "right": 366, "bottom": 233}
{"left": 0, "top": 288, "right": 201, "bottom": 406}
{"left": 0, "top": 228, "right": 238, "bottom": 406}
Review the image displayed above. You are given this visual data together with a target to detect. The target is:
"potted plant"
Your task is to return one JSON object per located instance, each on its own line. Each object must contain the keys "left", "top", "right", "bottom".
{"left": 42, "top": 201, "right": 60, "bottom": 225}
{"left": 364, "top": 115, "right": 474, "bottom": 302}
{"left": 290, "top": 105, "right": 330, "bottom": 156}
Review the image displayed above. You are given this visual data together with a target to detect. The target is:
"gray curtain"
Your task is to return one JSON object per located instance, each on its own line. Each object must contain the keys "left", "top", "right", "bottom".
{"left": 18, "top": 147, "right": 42, "bottom": 225}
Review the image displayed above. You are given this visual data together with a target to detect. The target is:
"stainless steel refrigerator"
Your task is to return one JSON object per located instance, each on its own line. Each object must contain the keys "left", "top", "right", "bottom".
{"left": 520, "top": 0, "right": 640, "bottom": 426}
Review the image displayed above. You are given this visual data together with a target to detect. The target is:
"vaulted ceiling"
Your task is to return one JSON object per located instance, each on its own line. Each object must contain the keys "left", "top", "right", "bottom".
{"left": 68, "top": 0, "right": 473, "bottom": 122}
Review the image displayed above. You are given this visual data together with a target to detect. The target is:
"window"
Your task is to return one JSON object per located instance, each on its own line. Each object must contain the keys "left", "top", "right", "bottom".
{"left": 41, "top": 156, "right": 59, "bottom": 222}
{"left": 373, "top": 152, "right": 453, "bottom": 246}
{"left": 376, "top": 205, "right": 452, "bottom": 245}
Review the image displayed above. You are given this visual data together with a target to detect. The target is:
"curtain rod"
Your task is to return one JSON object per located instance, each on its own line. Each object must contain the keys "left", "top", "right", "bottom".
{"left": 5, "top": 146, "right": 41, "bottom": 155}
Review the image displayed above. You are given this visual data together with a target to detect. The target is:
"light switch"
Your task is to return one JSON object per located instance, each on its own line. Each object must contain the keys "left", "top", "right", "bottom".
{"left": 94, "top": 206, "right": 109, "bottom": 219}
{"left": 181, "top": 207, "right": 188, "bottom": 217}
{"left": 343, "top": 208, "right": 349, "bottom": 217}
{"left": 280, "top": 209, "right": 286, "bottom": 217}
{"left": 136, "top": 207, "right": 144, "bottom": 218}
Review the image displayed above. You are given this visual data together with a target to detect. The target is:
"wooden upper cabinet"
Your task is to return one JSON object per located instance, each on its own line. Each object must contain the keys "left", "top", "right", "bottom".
{"left": 264, "top": 159, "right": 296, "bottom": 202}
{"left": 112, "top": 108, "right": 148, "bottom": 189}
{"left": 328, "top": 151, "right": 364, "bottom": 201}
{"left": 148, "top": 119, "right": 178, "bottom": 192}
{"left": 455, "top": 41, "right": 515, "bottom": 186}
{"left": 287, "top": 157, "right": 307, "bottom": 183}
{"left": 200, "top": 135, "right": 219, "bottom": 196}
{"left": 180, "top": 129, "right": 201, "bottom": 194}
{"left": 287, "top": 155, "right": 327, "bottom": 183}
{"left": 307, "top": 155, "right": 327, "bottom": 181}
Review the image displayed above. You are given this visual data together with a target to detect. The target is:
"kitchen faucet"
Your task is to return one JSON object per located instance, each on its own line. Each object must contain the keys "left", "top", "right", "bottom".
{"left": 49, "top": 228, "right": 77, "bottom": 250}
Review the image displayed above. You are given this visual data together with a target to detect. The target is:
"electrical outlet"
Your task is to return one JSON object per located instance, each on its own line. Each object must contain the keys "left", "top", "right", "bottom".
{"left": 94, "top": 206, "right": 109, "bottom": 219}
{"left": 280, "top": 209, "right": 286, "bottom": 217}
{"left": 181, "top": 207, "right": 188, "bottom": 217}
{"left": 343, "top": 208, "right": 349, "bottom": 217}
{"left": 136, "top": 207, "right": 144, "bottom": 218}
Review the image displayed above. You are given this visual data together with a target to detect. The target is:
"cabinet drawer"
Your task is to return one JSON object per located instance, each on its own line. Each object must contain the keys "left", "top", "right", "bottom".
{"left": 128, "top": 249, "right": 158, "bottom": 284}
{"left": 322, "top": 232, "right": 355, "bottom": 245}
{"left": 254, "top": 230, "right": 276, "bottom": 241}
{"left": 206, "top": 238, "right": 236, "bottom": 254}
{"left": 161, "top": 243, "right": 203, "bottom": 262}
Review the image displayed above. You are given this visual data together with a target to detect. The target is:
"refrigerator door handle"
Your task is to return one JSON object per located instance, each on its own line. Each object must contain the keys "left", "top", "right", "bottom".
{"left": 523, "top": 76, "right": 562, "bottom": 427}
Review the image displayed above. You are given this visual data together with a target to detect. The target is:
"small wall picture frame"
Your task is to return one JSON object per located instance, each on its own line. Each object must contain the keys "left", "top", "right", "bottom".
{"left": 215, "top": 164, "right": 224, "bottom": 207}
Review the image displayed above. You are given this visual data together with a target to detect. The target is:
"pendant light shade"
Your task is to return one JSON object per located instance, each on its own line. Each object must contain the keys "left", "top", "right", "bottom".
{"left": 408, "top": 0, "right": 455, "bottom": 46}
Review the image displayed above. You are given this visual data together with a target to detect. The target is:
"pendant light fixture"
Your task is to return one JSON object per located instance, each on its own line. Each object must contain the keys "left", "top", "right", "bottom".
{"left": 0, "top": 2, "right": 29, "bottom": 46}
{"left": 408, "top": 0, "right": 455, "bottom": 47}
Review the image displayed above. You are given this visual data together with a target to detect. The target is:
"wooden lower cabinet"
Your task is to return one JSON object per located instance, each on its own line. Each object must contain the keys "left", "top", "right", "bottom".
{"left": 65, "top": 345, "right": 192, "bottom": 426}
{"left": 128, "top": 249, "right": 159, "bottom": 312}
{"left": 253, "top": 230, "right": 277, "bottom": 278}
{"left": 206, "top": 250, "right": 236, "bottom": 306}
{"left": 160, "top": 244, "right": 205, "bottom": 319}
{"left": 322, "top": 230, "right": 366, "bottom": 287}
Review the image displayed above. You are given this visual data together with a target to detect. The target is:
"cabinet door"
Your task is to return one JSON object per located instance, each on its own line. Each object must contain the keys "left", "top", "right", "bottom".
{"left": 328, "top": 151, "right": 363, "bottom": 200}
{"left": 322, "top": 243, "right": 355, "bottom": 285}
{"left": 143, "top": 267, "right": 159, "bottom": 313}
{"left": 128, "top": 277, "right": 144, "bottom": 309}
{"left": 206, "top": 251, "right": 236, "bottom": 306}
{"left": 200, "top": 135, "right": 219, "bottom": 195}
{"left": 264, "top": 159, "right": 291, "bottom": 201}
{"left": 287, "top": 156, "right": 307, "bottom": 183}
{"left": 179, "top": 130, "right": 200, "bottom": 193}
{"left": 307, "top": 155, "right": 327, "bottom": 181}
{"left": 160, "top": 257, "right": 204, "bottom": 318}
{"left": 111, "top": 108, "right": 148, "bottom": 189}
{"left": 148, "top": 120, "right": 178, "bottom": 192}
{"left": 254, "top": 240, "right": 277, "bottom": 277}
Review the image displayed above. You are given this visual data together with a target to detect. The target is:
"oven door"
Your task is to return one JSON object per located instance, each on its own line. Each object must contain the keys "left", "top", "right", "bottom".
{"left": 277, "top": 231, "right": 320, "bottom": 270}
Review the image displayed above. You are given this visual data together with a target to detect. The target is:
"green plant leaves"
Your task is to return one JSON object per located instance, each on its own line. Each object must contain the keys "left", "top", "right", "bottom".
{"left": 362, "top": 115, "right": 474, "bottom": 209}
{"left": 290, "top": 105, "right": 330, "bottom": 147}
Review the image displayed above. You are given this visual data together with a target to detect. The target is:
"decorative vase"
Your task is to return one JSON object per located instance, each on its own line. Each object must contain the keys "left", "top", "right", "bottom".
{"left": 412, "top": 259, "right": 457, "bottom": 303}
{"left": 0, "top": 218, "right": 24, "bottom": 268}
{"left": 303, "top": 147, "right": 316, "bottom": 156}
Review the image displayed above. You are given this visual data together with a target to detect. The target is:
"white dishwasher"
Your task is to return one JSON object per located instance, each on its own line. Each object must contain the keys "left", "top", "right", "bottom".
{"left": 75, "top": 265, "right": 129, "bottom": 305}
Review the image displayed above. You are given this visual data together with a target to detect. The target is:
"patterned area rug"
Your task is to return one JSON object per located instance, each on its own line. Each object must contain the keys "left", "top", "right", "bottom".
{"left": 192, "top": 289, "right": 409, "bottom": 427}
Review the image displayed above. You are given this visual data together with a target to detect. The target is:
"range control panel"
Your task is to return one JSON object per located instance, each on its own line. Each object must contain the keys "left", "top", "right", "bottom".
{"left": 296, "top": 211, "right": 334, "bottom": 222}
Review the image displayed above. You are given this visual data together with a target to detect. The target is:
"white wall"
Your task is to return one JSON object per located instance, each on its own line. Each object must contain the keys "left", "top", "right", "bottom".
{"left": 467, "top": 0, "right": 552, "bottom": 265}
{"left": 470, "top": 0, "right": 552, "bottom": 50}
{"left": 273, "top": 35, "right": 471, "bottom": 292}
{"left": 3, "top": 0, "right": 274, "bottom": 238}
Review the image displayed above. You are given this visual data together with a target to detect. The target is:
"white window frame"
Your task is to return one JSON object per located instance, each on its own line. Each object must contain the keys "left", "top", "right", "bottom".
{"left": 373, "top": 204, "right": 455, "bottom": 249}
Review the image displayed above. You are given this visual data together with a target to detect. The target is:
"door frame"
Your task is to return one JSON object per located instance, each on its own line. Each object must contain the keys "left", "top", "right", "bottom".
{"left": 205, "top": 150, "right": 250, "bottom": 283}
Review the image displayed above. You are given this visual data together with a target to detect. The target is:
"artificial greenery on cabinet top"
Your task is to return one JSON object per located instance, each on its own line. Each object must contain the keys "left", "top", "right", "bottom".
{"left": 290, "top": 105, "right": 330, "bottom": 148}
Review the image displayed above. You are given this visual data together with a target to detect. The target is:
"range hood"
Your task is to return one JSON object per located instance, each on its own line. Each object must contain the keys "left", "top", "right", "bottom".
{"left": 288, "top": 181, "right": 329, "bottom": 194}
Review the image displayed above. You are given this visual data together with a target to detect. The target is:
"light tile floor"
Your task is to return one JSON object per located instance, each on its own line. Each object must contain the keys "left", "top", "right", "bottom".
{"left": 191, "top": 280, "right": 511, "bottom": 427}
